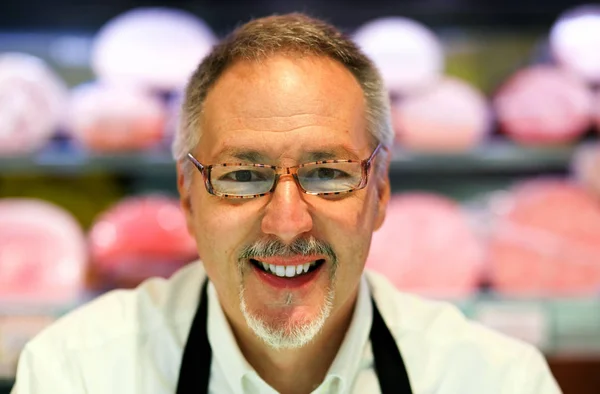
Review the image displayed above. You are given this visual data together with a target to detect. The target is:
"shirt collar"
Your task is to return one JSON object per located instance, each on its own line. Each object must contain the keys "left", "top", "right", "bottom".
{"left": 324, "top": 275, "right": 373, "bottom": 393}
{"left": 207, "top": 276, "right": 372, "bottom": 394}
{"left": 207, "top": 282, "right": 256, "bottom": 394}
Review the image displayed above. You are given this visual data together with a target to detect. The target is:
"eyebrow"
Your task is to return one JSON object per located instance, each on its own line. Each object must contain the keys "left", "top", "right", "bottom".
{"left": 215, "top": 147, "right": 362, "bottom": 163}
{"left": 217, "top": 148, "right": 269, "bottom": 163}
{"left": 304, "top": 148, "right": 361, "bottom": 161}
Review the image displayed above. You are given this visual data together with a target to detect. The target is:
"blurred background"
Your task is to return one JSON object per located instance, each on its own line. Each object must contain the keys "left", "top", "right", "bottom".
{"left": 1, "top": 1, "right": 600, "bottom": 392}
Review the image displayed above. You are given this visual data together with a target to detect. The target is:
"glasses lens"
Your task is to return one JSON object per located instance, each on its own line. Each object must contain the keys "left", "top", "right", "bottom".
{"left": 298, "top": 162, "right": 363, "bottom": 193}
{"left": 210, "top": 165, "right": 275, "bottom": 196}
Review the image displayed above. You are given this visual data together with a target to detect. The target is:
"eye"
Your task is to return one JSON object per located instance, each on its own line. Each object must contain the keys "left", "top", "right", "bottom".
{"left": 306, "top": 167, "right": 348, "bottom": 180}
{"left": 220, "top": 169, "right": 268, "bottom": 182}
{"left": 233, "top": 170, "right": 251, "bottom": 182}
{"left": 316, "top": 168, "right": 335, "bottom": 180}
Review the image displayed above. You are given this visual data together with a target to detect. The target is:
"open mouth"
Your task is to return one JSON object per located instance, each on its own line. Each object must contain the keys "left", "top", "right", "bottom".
{"left": 250, "top": 258, "right": 326, "bottom": 278}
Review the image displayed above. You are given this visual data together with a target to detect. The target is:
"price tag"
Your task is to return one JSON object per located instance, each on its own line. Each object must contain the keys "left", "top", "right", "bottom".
{"left": 473, "top": 302, "right": 550, "bottom": 350}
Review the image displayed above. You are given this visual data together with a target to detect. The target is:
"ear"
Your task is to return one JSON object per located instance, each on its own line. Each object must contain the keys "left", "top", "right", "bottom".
{"left": 373, "top": 154, "right": 392, "bottom": 231}
{"left": 176, "top": 161, "right": 196, "bottom": 236}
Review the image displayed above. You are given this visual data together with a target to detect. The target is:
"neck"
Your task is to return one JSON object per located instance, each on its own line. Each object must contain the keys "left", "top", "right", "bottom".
{"left": 229, "top": 287, "right": 359, "bottom": 394}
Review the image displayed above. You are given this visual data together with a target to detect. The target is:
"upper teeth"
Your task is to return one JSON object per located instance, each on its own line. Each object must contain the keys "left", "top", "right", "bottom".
{"left": 260, "top": 261, "right": 318, "bottom": 277}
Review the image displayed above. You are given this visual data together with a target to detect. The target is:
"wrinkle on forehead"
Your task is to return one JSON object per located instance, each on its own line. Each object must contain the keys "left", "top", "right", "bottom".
{"left": 213, "top": 113, "right": 352, "bottom": 134}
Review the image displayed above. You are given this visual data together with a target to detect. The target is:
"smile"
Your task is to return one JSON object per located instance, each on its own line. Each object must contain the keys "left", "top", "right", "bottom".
{"left": 250, "top": 258, "right": 326, "bottom": 278}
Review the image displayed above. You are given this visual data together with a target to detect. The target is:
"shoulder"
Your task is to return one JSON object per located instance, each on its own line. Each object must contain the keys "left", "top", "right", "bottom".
{"left": 365, "top": 269, "right": 537, "bottom": 356}
{"left": 365, "top": 269, "right": 561, "bottom": 393}
{"left": 23, "top": 261, "right": 207, "bottom": 355}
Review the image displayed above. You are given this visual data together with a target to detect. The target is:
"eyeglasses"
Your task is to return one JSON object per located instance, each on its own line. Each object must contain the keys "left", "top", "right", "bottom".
{"left": 187, "top": 144, "right": 383, "bottom": 199}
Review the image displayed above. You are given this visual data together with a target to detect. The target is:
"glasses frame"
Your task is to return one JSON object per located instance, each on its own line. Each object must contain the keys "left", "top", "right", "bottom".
{"left": 187, "top": 143, "right": 383, "bottom": 199}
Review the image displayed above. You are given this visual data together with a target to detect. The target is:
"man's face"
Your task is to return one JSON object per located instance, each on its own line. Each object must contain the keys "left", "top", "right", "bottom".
{"left": 179, "top": 55, "right": 390, "bottom": 348}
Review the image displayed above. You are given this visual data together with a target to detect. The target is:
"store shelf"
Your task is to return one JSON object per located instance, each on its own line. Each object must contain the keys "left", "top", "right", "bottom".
{"left": 457, "top": 294, "right": 600, "bottom": 356}
{"left": 0, "top": 149, "right": 176, "bottom": 177}
{"left": 0, "top": 141, "right": 580, "bottom": 177}
{"left": 389, "top": 141, "right": 577, "bottom": 175}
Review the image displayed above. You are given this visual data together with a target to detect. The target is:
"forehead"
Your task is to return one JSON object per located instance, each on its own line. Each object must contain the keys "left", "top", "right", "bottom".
{"left": 198, "top": 54, "right": 370, "bottom": 160}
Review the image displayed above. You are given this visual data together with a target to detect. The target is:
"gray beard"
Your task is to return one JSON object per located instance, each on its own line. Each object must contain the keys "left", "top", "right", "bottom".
{"left": 236, "top": 235, "right": 339, "bottom": 349}
{"left": 239, "top": 284, "right": 335, "bottom": 350}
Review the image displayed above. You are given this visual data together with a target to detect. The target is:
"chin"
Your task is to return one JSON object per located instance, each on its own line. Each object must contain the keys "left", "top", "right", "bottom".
{"left": 239, "top": 287, "right": 335, "bottom": 350}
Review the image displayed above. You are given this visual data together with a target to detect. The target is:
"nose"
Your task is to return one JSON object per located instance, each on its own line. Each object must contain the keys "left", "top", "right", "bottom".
{"left": 261, "top": 175, "right": 313, "bottom": 244}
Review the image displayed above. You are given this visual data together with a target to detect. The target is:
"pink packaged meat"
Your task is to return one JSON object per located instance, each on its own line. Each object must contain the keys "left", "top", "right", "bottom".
{"left": 0, "top": 53, "right": 68, "bottom": 155}
{"left": 550, "top": 5, "right": 600, "bottom": 83}
{"left": 392, "top": 77, "right": 490, "bottom": 152}
{"left": 66, "top": 82, "right": 167, "bottom": 152}
{"left": 366, "top": 193, "right": 485, "bottom": 298}
{"left": 487, "top": 179, "right": 600, "bottom": 296}
{"left": 0, "top": 198, "right": 87, "bottom": 305}
{"left": 89, "top": 195, "right": 198, "bottom": 288}
{"left": 353, "top": 17, "right": 444, "bottom": 95}
{"left": 90, "top": 7, "right": 217, "bottom": 91}
{"left": 493, "top": 66, "right": 593, "bottom": 145}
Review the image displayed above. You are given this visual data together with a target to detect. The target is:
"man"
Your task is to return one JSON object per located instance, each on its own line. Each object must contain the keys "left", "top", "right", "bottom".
{"left": 13, "top": 13, "right": 561, "bottom": 394}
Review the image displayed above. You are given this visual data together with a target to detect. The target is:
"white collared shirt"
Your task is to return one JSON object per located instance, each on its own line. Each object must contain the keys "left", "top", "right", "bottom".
{"left": 12, "top": 261, "right": 562, "bottom": 394}
{"left": 207, "top": 275, "right": 372, "bottom": 394}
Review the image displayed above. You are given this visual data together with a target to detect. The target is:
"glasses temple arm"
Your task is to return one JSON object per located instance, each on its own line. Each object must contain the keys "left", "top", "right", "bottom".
{"left": 187, "top": 153, "right": 205, "bottom": 171}
{"left": 366, "top": 143, "right": 384, "bottom": 166}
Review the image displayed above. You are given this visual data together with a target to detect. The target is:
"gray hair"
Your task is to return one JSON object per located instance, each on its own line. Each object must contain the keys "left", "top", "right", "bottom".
{"left": 172, "top": 13, "right": 393, "bottom": 187}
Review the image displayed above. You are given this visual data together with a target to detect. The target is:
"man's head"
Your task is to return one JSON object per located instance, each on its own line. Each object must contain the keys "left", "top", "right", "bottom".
{"left": 174, "top": 13, "right": 393, "bottom": 350}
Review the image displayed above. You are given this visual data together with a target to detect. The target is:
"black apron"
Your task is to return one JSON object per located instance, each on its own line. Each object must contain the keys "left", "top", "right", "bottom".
{"left": 176, "top": 279, "right": 413, "bottom": 394}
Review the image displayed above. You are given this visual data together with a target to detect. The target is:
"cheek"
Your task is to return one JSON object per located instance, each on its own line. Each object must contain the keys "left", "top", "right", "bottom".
{"left": 319, "top": 192, "right": 376, "bottom": 233}
{"left": 314, "top": 192, "right": 377, "bottom": 266}
{"left": 190, "top": 196, "right": 266, "bottom": 306}
{"left": 191, "top": 195, "right": 263, "bottom": 269}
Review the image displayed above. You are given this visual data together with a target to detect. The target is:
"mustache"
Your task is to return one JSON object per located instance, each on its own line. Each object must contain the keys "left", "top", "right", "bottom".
{"left": 239, "top": 236, "right": 337, "bottom": 264}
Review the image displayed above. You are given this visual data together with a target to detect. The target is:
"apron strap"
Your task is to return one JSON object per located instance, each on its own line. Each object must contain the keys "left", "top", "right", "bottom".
{"left": 176, "top": 279, "right": 211, "bottom": 394}
{"left": 370, "top": 297, "right": 414, "bottom": 393}
{"left": 176, "top": 279, "right": 414, "bottom": 394}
